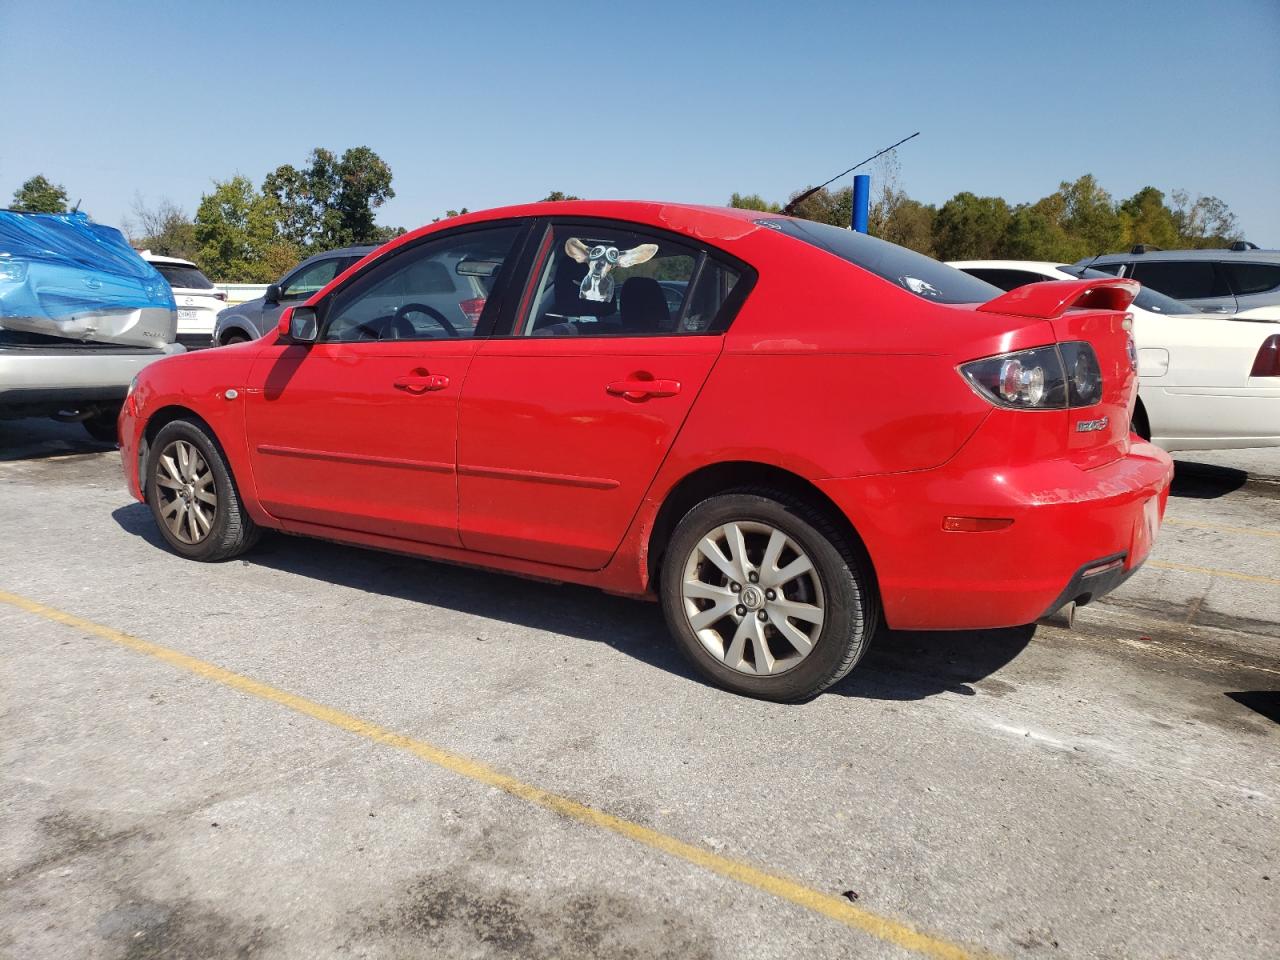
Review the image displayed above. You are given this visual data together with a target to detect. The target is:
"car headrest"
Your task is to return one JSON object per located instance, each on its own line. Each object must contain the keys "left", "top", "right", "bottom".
{"left": 619, "top": 277, "right": 670, "bottom": 333}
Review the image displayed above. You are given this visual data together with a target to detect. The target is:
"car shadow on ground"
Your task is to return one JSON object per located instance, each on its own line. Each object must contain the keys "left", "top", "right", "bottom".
{"left": 1225, "top": 691, "right": 1280, "bottom": 725}
{"left": 1170, "top": 461, "right": 1252, "bottom": 500}
{"left": 111, "top": 502, "right": 1037, "bottom": 703}
{"left": 0, "top": 418, "right": 114, "bottom": 462}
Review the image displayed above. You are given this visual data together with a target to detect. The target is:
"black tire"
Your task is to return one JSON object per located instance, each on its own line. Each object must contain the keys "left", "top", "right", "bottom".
{"left": 659, "top": 488, "right": 878, "bottom": 702}
{"left": 147, "top": 418, "right": 261, "bottom": 561}
{"left": 1131, "top": 399, "right": 1152, "bottom": 442}
{"left": 82, "top": 406, "right": 121, "bottom": 443}
{"left": 222, "top": 333, "right": 250, "bottom": 346}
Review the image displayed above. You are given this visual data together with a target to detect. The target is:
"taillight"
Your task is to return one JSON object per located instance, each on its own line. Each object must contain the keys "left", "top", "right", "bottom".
{"left": 1250, "top": 335, "right": 1280, "bottom": 377}
{"left": 959, "top": 341, "right": 1103, "bottom": 409}
{"left": 459, "top": 296, "right": 486, "bottom": 327}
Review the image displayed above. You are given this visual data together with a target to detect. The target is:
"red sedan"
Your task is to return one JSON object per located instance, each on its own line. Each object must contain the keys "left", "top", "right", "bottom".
{"left": 119, "top": 201, "right": 1172, "bottom": 701}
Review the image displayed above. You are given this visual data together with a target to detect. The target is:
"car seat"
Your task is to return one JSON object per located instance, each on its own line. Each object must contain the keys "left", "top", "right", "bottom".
{"left": 619, "top": 277, "right": 670, "bottom": 334}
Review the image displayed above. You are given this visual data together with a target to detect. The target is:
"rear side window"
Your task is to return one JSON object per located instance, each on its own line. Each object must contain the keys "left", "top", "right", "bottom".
{"left": 154, "top": 263, "right": 213, "bottom": 289}
{"left": 1083, "top": 262, "right": 1124, "bottom": 276}
{"left": 516, "top": 223, "right": 735, "bottom": 337}
{"left": 1226, "top": 262, "right": 1280, "bottom": 295}
{"left": 762, "top": 218, "right": 1000, "bottom": 304}
{"left": 961, "top": 268, "right": 1050, "bottom": 292}
{"left": 1128, "top": 261, "right": 1230, "bottom": 300}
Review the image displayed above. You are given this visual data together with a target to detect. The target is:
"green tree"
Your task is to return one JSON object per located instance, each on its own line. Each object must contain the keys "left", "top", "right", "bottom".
{"left": 432, "top": 208, "right": 470, "bottom": 223}
{"left": 194, "top": 176, "right": 297, "bottom": 282}
{"left": 728, "top": 192, "right": 781, "bottom": 213}
{"left": 873, "top": 197, "right": 936, "bottom": 255}
{"left": 262, "top": 146, "right": 396, "bottom": 250}
{"left": 1118, "top": 186, "right": 1180, "bottom": 250}
{"left": 540, "top": 191, "right": 581, "bottom": 202}
{"left": 999, "top": 198, "right": 1075, "bottom": 260}
{"left": 1056, "top": 175, "right": 1124, "bottom": 258}
{"left": 932, "top": 192, "right": 1012, "bottom": 260}
{"left": 10, "top": 174, "right": 69, "bottom": 213}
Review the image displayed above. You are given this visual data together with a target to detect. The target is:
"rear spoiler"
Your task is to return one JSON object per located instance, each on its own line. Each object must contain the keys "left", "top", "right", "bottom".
{"left": 977, "top": 278, "right": 1140, "bottom": 319}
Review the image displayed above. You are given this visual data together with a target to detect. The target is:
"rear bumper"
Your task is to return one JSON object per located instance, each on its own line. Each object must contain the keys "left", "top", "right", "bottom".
{"left": 0, "top": 344, "right": 183, "bottom": 413}
{"left": 817, "top": 440, "right": 1173, "bottom": 631}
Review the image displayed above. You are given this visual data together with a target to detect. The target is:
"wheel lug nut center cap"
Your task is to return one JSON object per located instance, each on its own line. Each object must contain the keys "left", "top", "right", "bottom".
{"left": 741, "top": 586, "right": 765, "bottom": 609}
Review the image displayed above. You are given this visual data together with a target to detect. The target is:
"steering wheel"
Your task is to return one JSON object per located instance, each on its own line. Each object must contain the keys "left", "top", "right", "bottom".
{"left": 393, "top": 302, "right": 458, "bottom": 338}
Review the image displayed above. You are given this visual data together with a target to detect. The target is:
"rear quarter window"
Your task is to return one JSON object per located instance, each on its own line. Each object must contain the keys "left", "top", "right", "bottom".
{"left": 762, "top": 218, "right": 1000, "bottom": 304}
{"left": 154, "top": 263, "right": 214, "bottom": 289}
{"left": 1226, "top": 262, "right": 1280, "bottom": 296}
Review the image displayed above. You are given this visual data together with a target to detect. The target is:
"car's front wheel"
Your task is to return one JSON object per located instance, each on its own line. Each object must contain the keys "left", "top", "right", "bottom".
{"left": 147, "top": 419, "right": 261, "bottom": 561}
{"left": 660, "top": 490, "right": 877, "bottom": 702}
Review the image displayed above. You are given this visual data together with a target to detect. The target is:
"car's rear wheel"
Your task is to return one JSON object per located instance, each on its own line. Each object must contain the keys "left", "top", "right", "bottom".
{"left": 222, "top": 333, "right": 250, "bottom": 346}
{"left": 147, "top": 419, "right": 260, "bottom": 561}
{"left": 660, "top": 489, "right": 877, "bottom": 702}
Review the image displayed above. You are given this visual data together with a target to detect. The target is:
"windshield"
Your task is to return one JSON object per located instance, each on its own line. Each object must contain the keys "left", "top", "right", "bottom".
{"left": 154, "top": 263, "right": 214, "bottom": 290}
{"left": 1059, "top": 266, "right": 1198, "bottom": 315}
{"left": 761, "top": 218, "right": 1000, "bottom": 304}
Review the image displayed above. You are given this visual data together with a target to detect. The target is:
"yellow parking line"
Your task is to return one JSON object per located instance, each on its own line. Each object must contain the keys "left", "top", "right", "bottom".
{"left": 1148, "top": 560, "right": 1280, "bottom": 586}
{"left": 0, "top": 588, "right": 991, "bottom": 960}
{"left": 1164, "top": 518, "right": 1280, "bottom": 539}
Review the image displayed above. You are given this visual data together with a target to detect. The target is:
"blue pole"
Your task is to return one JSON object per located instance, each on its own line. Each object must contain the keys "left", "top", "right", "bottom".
{"left": 852, "top": 174, "right": 870, "bottom": 233}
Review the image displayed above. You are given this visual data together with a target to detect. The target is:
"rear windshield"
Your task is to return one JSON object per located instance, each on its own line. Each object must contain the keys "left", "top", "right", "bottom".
{"left": 760, "top": 218, "right": 1000, "bottom": 304}
{"left": 1061, "top": 266, "right": 1198, "bottom": 315}
{"left": 154, "top": 263, "right": 214, "bottom": 290}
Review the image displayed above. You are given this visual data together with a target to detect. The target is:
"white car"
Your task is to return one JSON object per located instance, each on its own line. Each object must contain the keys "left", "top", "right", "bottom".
{"left": 950, "top": 260, "right": 1280, "bottom": 452}
{"left": 139, "top": 251, "right": 224, "bottom": 350}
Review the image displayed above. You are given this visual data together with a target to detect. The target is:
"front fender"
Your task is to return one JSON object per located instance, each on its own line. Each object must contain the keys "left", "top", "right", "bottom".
{"left": 128, "top": 348, "right": 272, "bottom": 525}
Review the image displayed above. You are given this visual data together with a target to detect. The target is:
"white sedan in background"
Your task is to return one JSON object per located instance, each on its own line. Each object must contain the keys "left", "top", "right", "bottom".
{"left": 950, "top": 261, "right": 1280, "bottom": 452}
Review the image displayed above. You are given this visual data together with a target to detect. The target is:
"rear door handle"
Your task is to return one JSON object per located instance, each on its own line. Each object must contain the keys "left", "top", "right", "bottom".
{"left": 394, "top": 374, "right": 450, "bottom": 394}
{"left": 605, "top": 378, "right": 681, "bottom": 400}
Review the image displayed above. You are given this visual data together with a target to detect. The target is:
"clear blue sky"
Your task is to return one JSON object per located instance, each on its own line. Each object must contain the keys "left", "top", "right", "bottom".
{"left": 3, "top": 0, "right": 1278, "bottom": 245}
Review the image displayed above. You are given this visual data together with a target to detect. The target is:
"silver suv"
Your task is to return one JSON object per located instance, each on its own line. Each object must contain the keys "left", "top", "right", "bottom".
{"left": 1074, "top": 244, "right": 1280, "bottom": 317}
{"left": 212, "top": 246, "right": 374, "bottom": 345}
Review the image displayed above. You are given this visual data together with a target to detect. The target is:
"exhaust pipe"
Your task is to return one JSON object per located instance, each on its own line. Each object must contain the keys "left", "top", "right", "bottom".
{"left": 1037, "top": 601, "right": 1075, "bottom": 630}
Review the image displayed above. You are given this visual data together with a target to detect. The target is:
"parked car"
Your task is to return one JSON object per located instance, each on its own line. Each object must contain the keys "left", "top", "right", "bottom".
{"left": 1073, "top": 245, "right": 1280, "bottom": 319}
{"left": 212, "top": 246, "right": 375, "bottom": 345}
{"left": 951, "top": 260, "right": 1280, "bottom": 451}
{"left": 120, "top": 201, "right": 1171, "bottom": 701}
{"left": 139, "top": 251, "right": 224, "bottom": 350}
{"left": 1, "top": 210, "right": 182, "bottom": 441}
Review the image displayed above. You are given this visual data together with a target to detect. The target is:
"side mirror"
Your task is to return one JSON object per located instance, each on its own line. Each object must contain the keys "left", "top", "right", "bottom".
{"left": 278, "top": 305, "right": 318, "bottom": 344}
{"left": 264, "top": 283, "right": 282, "bottom": 304}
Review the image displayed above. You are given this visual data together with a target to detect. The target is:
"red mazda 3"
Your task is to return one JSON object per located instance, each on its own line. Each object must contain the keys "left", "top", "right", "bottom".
{"left": 119, "top": 201, "right": 1172, "bottom": 701}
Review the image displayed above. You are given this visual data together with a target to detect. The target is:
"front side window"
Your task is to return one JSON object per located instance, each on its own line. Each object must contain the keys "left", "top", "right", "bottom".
{"left": 1062, "top": 266, "right": 1198, "bottom": 315}
{"left": 321, "top": 226, "right": 522, "bottom": 342}
{"left": 762, "top": 218, "right": 1000, "bottom": 304}
{"left": 1128, "top": 261, "right": 1230, "bottom": 301}
{"left": 280, "top": 257, "right": 352, "bottom": 302}
{"left": 515, "top": 223, "right": 738, "bottom": 337}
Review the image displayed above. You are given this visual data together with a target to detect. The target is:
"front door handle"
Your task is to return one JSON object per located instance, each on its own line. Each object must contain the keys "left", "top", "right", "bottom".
{"left": 605, "top": 378, "right": 681, "bottom": 400}
{"left": 394, "top": 374, "right": 450, "bottom": 394}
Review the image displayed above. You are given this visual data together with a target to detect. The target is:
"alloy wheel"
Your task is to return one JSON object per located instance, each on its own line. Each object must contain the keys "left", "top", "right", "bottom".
{"left": 155, "top": 439, "right": 218, "bottom": 544}
{"left": 680, "top": 520, "right": 825, "bottom": 676}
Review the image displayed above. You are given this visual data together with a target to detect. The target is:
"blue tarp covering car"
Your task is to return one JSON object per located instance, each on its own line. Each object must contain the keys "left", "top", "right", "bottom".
{"left": 0, "top": 210, "right": 176, "bottom": 348}
{"left": 1, "top": 210, "right": 182, "bottom": 438}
